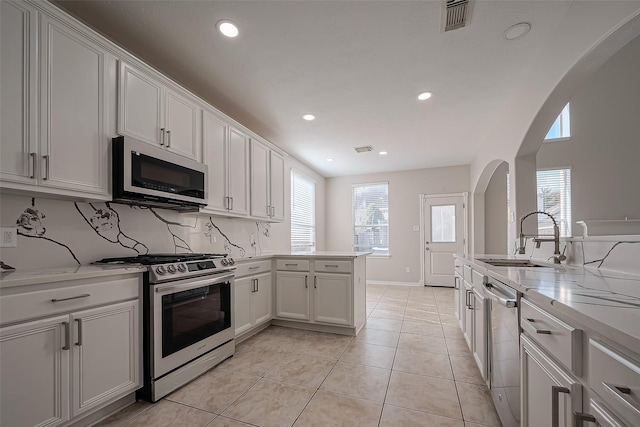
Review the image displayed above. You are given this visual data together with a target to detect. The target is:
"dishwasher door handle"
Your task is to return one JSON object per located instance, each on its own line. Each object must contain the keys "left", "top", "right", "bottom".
{"left": 483, "top": 283, "right": 517, "bottom": 308}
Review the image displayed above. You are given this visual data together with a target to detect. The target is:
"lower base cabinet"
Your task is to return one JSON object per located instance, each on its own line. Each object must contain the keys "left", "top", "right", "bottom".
{"left": 313, "top": 273, "right": 351, "bottom": 326}
{"left": 235, "top": 272, "right": 272, "bottom": 336}
{"left": 521, "top": 335, "right": 582, "bottom": 427}
{"left": 275, "top": 271, "right": 310, "bottom": 321}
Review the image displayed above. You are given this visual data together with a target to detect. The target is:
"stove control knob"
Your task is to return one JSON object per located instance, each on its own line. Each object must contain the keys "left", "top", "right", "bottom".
{"left": 197, "top": 262, "right": 208, "bottom": 270}
{"left": 228, "top": 258, "right": 235, "bottom": 265}
{"left": 167, "top": 264, "right": 177, "bottom": 273}
{"left": 177, "top": 263, "right": 187, "bottom": 272}
{"left": 220, "top": 258, "right": 228, "bottom": 266}
{"left": 155, "top": 266, "right": 166, "bottom": 275}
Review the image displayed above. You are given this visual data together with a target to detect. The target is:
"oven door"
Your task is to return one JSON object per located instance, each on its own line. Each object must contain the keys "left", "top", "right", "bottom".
{"left": 151, "top": 272, "right": 234, "bottom": 378}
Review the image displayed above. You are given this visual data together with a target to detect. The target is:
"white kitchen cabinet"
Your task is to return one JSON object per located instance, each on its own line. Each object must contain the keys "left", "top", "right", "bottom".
{"left": 521, "top": 334, "right": 583, "bottom": 427}
{"left": 1, "top": 2, "right": 111, "bottom": 199}
{"left": 313, "top": 273, "right": 352, "bottom": 326}
{"left": 118, "top": 61, "right": 201, "bottom": 161}
{"left": 234, "top": 272, "right": 272, "bottom": 336}
{"left": 275, "top": 271, "right": 311, "bottom": 321}
{"left": 463, "top": 279, "right": 473, "bottom": 349}
{"left": 203, "top": 110, "right": 250, "bottom": 216}
{"left": 250, "top": 138, "right": 285, "bottom": 222}
{"left": 471, "top": 287, "right": 488, "bottom": 379}
{"left": 0, "top": 315, "right": 70, "bottom": 427}
{"left": 0, "top": 274, "right": 142, "bottom": 427}
{"left": 71, "top": 300, "right": 139, "bottom": 417}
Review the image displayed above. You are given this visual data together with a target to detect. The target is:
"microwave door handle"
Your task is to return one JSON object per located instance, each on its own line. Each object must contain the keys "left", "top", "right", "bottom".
{"left": 155, "top": 272, "right": 234, "bottom": 294}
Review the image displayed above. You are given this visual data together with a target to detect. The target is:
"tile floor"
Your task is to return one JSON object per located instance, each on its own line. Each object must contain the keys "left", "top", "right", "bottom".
{"left": 95, "top": 285, "right": 501, "bottom": 427}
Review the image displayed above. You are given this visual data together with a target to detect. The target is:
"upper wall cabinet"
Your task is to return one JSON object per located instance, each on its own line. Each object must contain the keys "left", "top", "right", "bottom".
{"left": 250, "top": 139, "right": 285, "bottom": 222}
{"left": 118, "top": 61, "right": 201, "bottom": 161}
{"left": 1, "top": 1, "right": 111, "bottom": 200}
{"left": 202, "top": 110, "right": 250, "bottom": 216}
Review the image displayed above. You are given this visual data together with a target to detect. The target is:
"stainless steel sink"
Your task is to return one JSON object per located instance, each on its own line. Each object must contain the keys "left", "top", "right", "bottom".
{"left": 477, "top": 258, "right": 550, "bottom": 268}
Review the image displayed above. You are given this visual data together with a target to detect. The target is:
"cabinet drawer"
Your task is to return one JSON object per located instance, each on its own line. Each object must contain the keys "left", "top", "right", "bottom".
{"left": 276, "top": 259, "right": 310, "bottom": 271}
{"left": 463, "top": 264, "right": 472, "bottom": 282}
{"left": 314, "top": 260, "right": 352, "bottom": 274}
{"left": 234, "top": 260, "right": 271, "bottom": 278}
{"left": 472, "top": 270, "right": 485, "bottom": 287}
{"left": 1, "top": 277, "right": 140, "bottom": 325}
{"left": 589, "top": 339, "right": 640, "bottom": 425}
{"left": 520, "top": 298, "right": 582, "bottom": 375}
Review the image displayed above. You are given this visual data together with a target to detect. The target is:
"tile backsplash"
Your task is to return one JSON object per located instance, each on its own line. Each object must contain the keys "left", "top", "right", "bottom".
{"left": 0, "top": 194, "right": 285, "bottom": 269}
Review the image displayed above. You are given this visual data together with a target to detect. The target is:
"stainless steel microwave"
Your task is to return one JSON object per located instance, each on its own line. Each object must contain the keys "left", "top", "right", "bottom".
{"left": 112, "top": 136, "right": 207, "bottom": 211}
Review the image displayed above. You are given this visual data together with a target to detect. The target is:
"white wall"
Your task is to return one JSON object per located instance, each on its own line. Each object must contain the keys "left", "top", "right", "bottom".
{"left": 326, "top": 165, "right": 470, "bottom": 283}
{"left": 0, "top": 154, "right": 326, "bottom": 270}
{"left": 536, "top": 35, "right": 640, "bottom": 237}
{"left": 484, "top": 162, "right": 509, "bottom": 255}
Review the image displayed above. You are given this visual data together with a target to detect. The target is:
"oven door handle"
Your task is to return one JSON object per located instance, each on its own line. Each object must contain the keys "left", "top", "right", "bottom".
{"left": 155, "top": 272, "right": 234, "bottom": 294}
{"left": 483, "top": 282, "right": 517, "bottom": 308}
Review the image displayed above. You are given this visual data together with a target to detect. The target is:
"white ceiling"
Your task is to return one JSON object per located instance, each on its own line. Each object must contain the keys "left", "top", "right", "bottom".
{"left": 54, "top": 0, "right": 576, "bottom": 177}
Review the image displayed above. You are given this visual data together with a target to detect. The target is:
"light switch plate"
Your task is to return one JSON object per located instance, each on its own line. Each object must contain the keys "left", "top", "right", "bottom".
{"left": 412, "top": 225, "right": 420, "bottom": 232}
{"left": 1, "top": 228, "right": 17, "bottom": 247}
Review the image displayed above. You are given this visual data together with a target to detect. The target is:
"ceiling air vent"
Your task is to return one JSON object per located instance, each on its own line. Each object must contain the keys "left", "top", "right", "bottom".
{"left": 442, "top": 0, "right": 474, "bottom": 32}
{"left": 354, "top": 146, "right": 373, "bottom": 153}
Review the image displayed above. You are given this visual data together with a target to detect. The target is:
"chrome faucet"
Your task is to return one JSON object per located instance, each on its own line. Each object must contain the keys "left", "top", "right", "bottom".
{"left": 518, "top": 211, "right": 566, "bottom": 264}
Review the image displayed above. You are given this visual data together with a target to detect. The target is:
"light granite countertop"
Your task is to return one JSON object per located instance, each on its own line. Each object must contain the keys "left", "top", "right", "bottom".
{"left": 0, "top": 265, "right": 147, "bottom": 289}
{"left": 455, "top": 254, "right": 640, "bottom": 356}
{"left": 235, "top": 251, "right": 371, "bottom": 262}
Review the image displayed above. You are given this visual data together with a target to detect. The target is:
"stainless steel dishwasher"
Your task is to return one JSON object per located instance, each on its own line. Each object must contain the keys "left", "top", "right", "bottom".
{"left": 483, "top": 276, "right": 521, "bottom": 427}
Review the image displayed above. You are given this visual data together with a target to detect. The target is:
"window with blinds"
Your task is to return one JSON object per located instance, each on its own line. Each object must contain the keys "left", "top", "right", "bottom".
{"left": 290, "top": 169, "right": 315, "bottom": 253}
{"left": 536, "top": 168, "right": 572, "bottom": 237}
{"left": 353, "top": 182, "right": 389, "bottom": 255}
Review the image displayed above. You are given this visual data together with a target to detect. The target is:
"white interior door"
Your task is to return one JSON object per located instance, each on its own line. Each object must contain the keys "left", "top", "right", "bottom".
{"left": 422, "top": 194, "right": 466, "bottom": 286}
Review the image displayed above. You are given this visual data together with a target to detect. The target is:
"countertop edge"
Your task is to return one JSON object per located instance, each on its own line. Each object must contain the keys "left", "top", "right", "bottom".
{"left": 0, "top": 265, "right": 147, "bottom": 289}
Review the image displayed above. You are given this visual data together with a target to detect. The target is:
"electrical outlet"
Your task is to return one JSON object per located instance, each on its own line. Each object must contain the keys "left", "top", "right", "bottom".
{"left": 1, "top": 228, "right": 17, "bottom": 247}
{"left": 405, "top": 266, "right": 411, "bottom": 273}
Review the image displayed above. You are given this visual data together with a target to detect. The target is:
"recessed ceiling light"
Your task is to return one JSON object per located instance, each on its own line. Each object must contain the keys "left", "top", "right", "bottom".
{"left": 379, "top": 151, "right": 388, "bottom": 155}
{"left": 417, "top": 91, "right": 432, "bottom": 101}
{"left": 504, "top": 22, "right": 531, "bottom": 40}
{"left": 302, "top": 114, "right": 316, "bottom": 121}
{"left": 326, "top": 158, "right": 334, "bottom": 162}
{"left": 217, "top": 20, "right": 239, "bottom": 38}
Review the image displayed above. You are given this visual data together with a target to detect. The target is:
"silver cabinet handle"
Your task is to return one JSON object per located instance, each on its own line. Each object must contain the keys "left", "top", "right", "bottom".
{"left": 551, "top": 386, "right": 570, "bottom": 427}
{"left": 160, "top": 128, "right": 165, "bottom": 146}
{"left": 75, "top": 319, "right": 83, "bottom": 346}
{"left": 43, "top": 154, "right": 50, "bottom": 180}
{"left": 305, "top": 275, "right": 308, "bottom": 288}
{"left": 51, "top": 294, "right": 91, "bottom": 302}
{"left": 523, "top": 318, "right": 552, "bottom": 334}
{"left": 285, "top": 263, "right": 298, "bottom": 267}
{"left": 166, "top": 130, "right": 171, "bottom": 147}
{"left": 255, "top": 278, "right": 259, "bottom": 292}
{"left": 30, "top": 152, "right": 37, "bottom": 178}
{"left": 267, "top": 205, "right": 271, "bottom": 217}
{"left": 62, "top": 321, "right": 70, "bottom": 350}
{"left": 602, "top": 382, "right": 640, "bottom": 414}
{"left": 324, "top": 264, "right": 339, "bottom": 268}
{"left": 314, "top": 276, "right": 317, "bottom": 289}
{"left": 454, "top": 276, "right": 459, "bottom": 290}
{"left": 465, "top": 289, "right": 472, "bottom": 308}
{"left": 230, "top": 197, "right": 234, "bottom": 211}
{"left": 225, "top": 196, "right": 230, "bottom": 210}
{"left": 574, "top": 412, "right": 597, "bottom": 426}
{"left": 271, "top": 206, "right": 275, "bottom": 217}
{"left": 249, "top": 266, "right": 260, "bottom": 270}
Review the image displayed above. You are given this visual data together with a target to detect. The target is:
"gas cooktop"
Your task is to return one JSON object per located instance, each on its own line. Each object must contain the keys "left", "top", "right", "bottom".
{"left": 95, "top": 253, "right": 227, "bottom": 265}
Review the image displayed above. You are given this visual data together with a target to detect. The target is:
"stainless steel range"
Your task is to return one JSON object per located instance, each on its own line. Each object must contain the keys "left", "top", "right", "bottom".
{"left": 97, "top": 253, "right": 236, "bottom": 402}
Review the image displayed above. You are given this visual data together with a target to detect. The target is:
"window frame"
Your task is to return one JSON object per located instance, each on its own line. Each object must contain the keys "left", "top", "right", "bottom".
{"left": 352, "top": 182, "right": 390, "bottom": 256}
{"left": 290, "top": 168, "right": 316, "bottom": 253}
{"left": 544, "top": 103, "right": 571, "bottom": 142}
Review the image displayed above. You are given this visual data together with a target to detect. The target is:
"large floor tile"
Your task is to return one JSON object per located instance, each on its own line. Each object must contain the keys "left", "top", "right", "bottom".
{"left": 206, "top": 417, "right": 255, "bottom": 427}
{"left": 398, "top": 332, "right": 448, "bottom": 354}
{"left": 404, "top": 308, "right": 441, "bottom": 323}
{"left": 122, "top": 400, "right": 215, "bottom": 427}
{"left": 379, "top": 404, "right": 464, "bottom": 427}
{"left": 442, "top": 324, "right": 465, "bottom": 340}
{"left": 167, "top": 369, "right": 260, "bottom": 414}
{"left": 222, "top": 379, "right": 314, "bottom": 427}
{"left": 439, "top": 314, "right": 460, "bottom": 326}
{"left": 354, "top": 328, "right": 400, "bottom": 347}
{"left": 293, "top": 333, "right": 353, "bottom": 359}
{"left": 242, "top": 329, "right": 303, "bottom": 352}
{"left": 369, "top": 308, "right": 405, "bottom": 320}
{"left": 320, "top": 361, "right": 391, "bottom": 402}
{"left": 264, "top": 353, "right": 335, "bottom": 388}
{"left": 219, "top": 346, "right": 289, "bottom": 376}
{"left": 406, "top": 301, "right": 438, "bottom": 313}
{"left": 293, "top": 390, "right": 382, "bottom": 427}
{"left": 456, "top": 382, "right": 502, "bottom": 426}
{"left": 401, "top": 320, "right": 444, "bottom": 337}
{"left": 364, "top": 317, "right": 403, "bottom": 332}
{"left": 445, "top": 337, "right": 473, "bottom": 356}
{"left": 339, "top": 340, "right": 397, "bottom": 369}
{"left": 450, "top": 354, "right": 486, "bottom": 385}
{"left": 393, "top": 348, "right": 453, "bottom": 379}
{"left": 385, "top": 371, "right": 462, "bottom": 420}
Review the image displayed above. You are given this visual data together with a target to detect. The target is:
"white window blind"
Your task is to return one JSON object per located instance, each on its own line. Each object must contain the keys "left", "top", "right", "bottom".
{"left": 536, "top": 168, "right": 572, "bottom": 237}
{"left": 545, "top": 103, "right": 571, "bottom": 140}
{"left": 353, "top": 182, "right": 389, "bottom": 255}
{"left": 290, "top": 169, "right": 315, "bottom": 252}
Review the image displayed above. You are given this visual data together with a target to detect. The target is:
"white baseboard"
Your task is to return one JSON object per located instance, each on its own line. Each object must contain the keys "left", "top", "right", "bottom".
{"left": 367, "top": 280, "right": 422, "bottom": 287}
